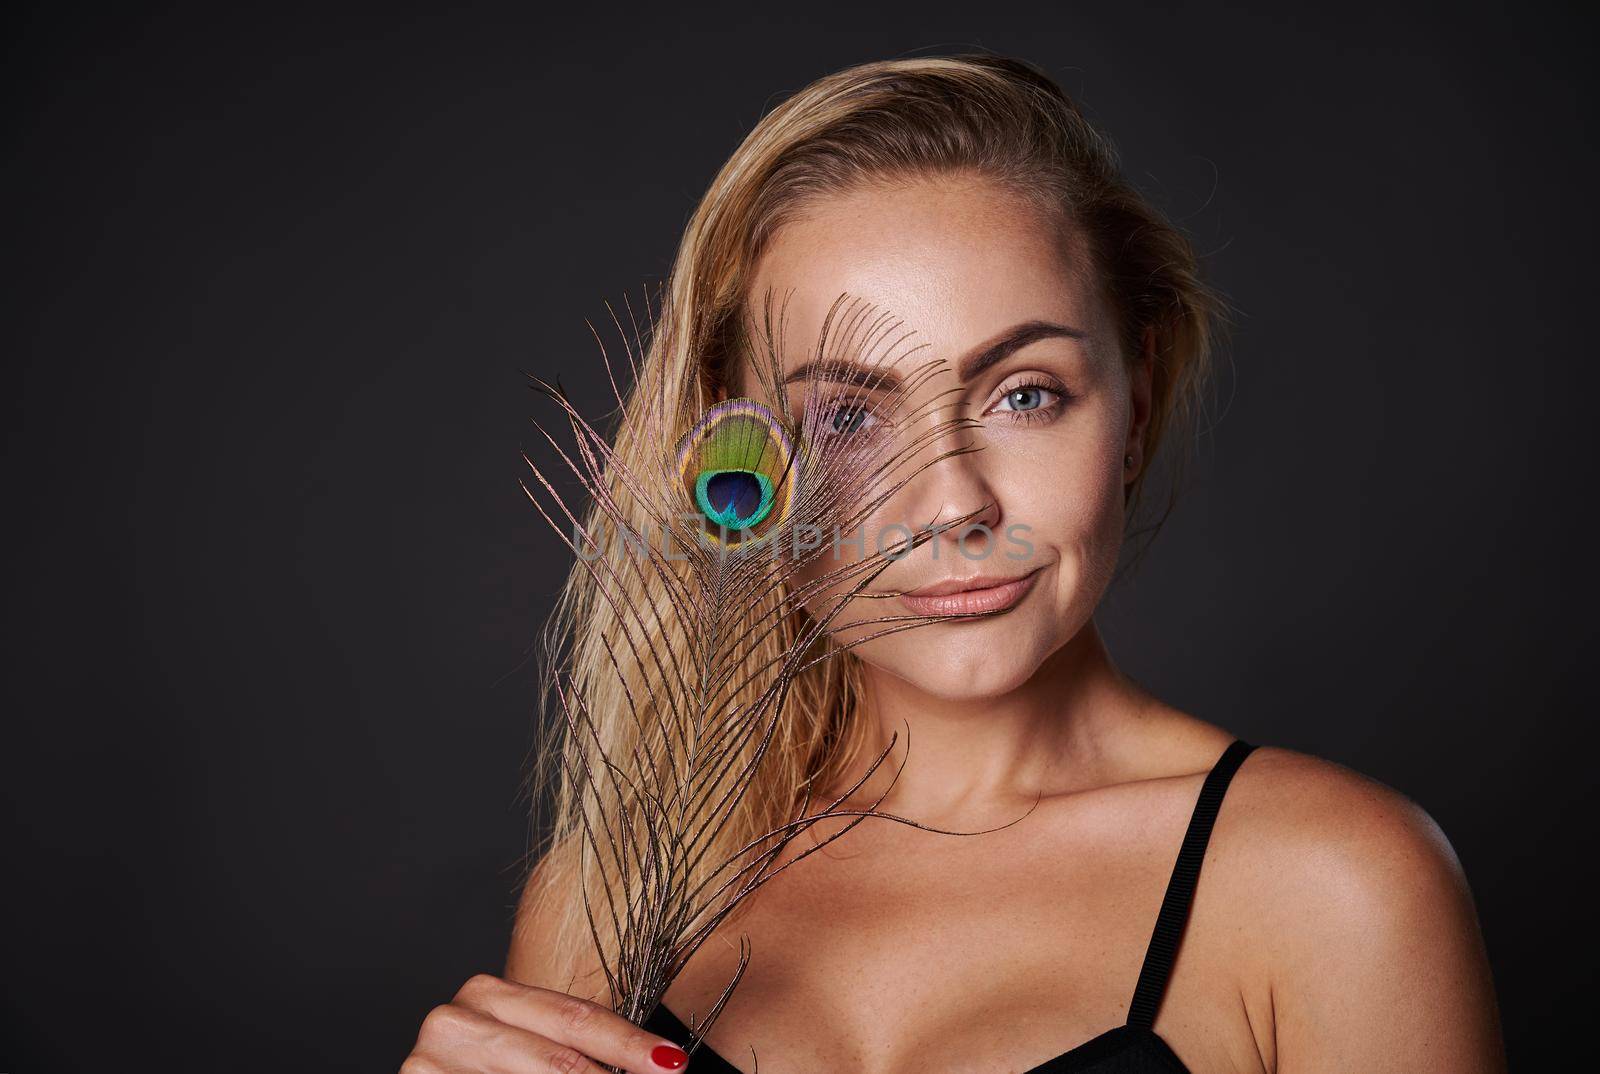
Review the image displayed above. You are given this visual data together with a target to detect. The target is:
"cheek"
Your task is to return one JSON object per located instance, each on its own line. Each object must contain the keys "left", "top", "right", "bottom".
{"left": 969, "top": 419, "right": 1127, "bottom": 650}
{"left": 992, "top": 413, "right": 1126, "bottom": 549}
{"left": 784, "top": 511, "right": 895, "bottom": 629}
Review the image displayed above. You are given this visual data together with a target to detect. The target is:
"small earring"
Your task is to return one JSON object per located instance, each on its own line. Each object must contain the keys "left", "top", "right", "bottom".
{"left": 1124, "top": 453, "right": 1135, "bottom": 470}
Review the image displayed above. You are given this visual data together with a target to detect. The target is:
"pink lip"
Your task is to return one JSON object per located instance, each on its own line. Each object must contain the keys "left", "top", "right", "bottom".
{"left": 897, "top": 568, "right": 1042, "bottom": 617}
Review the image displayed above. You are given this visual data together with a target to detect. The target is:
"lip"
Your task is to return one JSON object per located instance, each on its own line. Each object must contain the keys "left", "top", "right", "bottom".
{"left": 896, "top": 567, "right": 1042, "bottom": 617}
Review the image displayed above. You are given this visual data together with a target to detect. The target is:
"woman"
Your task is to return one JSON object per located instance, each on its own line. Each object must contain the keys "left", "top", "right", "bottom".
{"left": 402, "top": 54, "right": 1505, "bottom": 1073}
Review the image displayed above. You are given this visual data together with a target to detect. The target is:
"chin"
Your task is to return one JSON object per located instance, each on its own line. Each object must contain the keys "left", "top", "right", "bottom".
{"left": 859, "top": 613, "right": 1062, "bottom": 701}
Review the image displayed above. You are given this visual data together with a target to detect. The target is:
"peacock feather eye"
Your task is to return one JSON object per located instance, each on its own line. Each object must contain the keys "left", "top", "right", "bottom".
{"left": 675, "top": 398, "right": 795, "bottom": 542}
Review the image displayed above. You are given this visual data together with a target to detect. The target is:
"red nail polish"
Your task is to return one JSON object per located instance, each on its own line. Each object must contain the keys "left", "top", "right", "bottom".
{"left": 651, "top": 1042, "right": 689, "bottom": 1070}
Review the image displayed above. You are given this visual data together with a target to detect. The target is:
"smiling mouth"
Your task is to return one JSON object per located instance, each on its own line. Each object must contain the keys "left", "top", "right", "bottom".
{"left": 895, "top": 567, "right": 1042, "bottom": 618}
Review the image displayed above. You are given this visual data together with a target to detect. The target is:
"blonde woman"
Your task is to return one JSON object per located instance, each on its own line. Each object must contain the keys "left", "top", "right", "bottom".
{"left": 402, "top": 53, "right": 1505, "bottom": 1074}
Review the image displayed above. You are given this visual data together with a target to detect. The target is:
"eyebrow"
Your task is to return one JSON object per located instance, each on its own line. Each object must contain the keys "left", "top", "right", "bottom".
{"left": 782, "top": 358, "right": 904, "bottom": 391}
{"left": 781, "top": 319, "right": 1086, "bottom": 390}
{"left": 956, "top": 319, "right": 1086, "bottom": 381}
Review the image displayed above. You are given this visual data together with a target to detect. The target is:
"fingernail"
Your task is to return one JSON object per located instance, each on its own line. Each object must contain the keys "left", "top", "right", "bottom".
{"left": 651, "top": 1042, "right": 689, "bottom": 1070}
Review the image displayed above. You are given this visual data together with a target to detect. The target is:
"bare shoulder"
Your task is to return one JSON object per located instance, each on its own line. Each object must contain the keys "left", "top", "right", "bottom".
{"left": 1222, "top": 745, "right": 1463, "bottom": 882}
{"left": 1216, "top": 745, "right": 1478, "bottom": 947}
{"left": 1211, "top": 745, "right": 1506, "bottom": 1071}
{"left": 1121, "top": 713, "right": 1463, "bottom": 882}
{"left": 504, "top": 849, "right": 609, "bottom": 1003}
{"left": 505, "top": 855, "right": 566, "bottom": 987}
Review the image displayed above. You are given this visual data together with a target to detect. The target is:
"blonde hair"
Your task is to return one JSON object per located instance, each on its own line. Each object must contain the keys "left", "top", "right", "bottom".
{"left": 515, "top": 51, "right": 1227, "bottom": 995}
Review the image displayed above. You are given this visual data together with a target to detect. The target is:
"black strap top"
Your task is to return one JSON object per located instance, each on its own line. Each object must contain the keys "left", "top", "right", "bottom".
{"left": 642, "top": 739, "right": 1258, "bottom": 1073}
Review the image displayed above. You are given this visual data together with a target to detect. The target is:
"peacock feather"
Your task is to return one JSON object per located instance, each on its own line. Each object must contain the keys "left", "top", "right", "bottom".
{"left": 676, "top": 398, "right": 796, "bottom": 541}
{"left": 519, "top": 287, "right": 1037, "bottom": 1070}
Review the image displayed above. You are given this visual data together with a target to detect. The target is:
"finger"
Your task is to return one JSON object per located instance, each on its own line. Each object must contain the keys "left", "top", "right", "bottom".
{"left": 453, "top": 975, "right": 691, "bottom": 1074}
{"left": 409, "top": 1001, "right": 611, "bottom": 1074}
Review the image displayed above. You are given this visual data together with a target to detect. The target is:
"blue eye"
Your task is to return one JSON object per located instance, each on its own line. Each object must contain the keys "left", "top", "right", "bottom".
{"left": 994, "top": 384, "right": 1061, "bottom": 414}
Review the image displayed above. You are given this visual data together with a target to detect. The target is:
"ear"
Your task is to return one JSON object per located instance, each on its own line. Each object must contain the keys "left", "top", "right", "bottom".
{"left": 1124, "top": 325, "right": 1156, "bottom": 482}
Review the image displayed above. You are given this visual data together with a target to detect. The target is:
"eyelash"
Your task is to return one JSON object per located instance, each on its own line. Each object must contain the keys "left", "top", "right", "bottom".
{"left": 988, "top": 378, "right": 1070, "bottom": 424}
{"left": 815, "top": 397, "right": 886, "bottom": 437}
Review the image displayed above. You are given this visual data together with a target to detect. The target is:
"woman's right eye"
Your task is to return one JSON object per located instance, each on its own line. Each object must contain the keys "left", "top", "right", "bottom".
{"left": 798, "top": 394, "right": 888, "bottom": 446}
{"left": 829, "top": 404, "right": 873, "bottom": 434}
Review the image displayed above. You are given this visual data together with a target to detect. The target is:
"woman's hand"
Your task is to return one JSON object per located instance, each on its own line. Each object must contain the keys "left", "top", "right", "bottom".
{"left": 401, "top": 974, "right": 690, "bottom": 1074}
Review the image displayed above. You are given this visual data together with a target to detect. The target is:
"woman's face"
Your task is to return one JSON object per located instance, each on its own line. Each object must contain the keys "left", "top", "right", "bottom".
{"left": 735, "top": 173, "right": 1152, "bottom": 701}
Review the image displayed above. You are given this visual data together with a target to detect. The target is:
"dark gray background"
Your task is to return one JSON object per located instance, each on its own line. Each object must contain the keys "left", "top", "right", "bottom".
{"left": 5, "top": 1, "right": 1591, "bottom": 1070}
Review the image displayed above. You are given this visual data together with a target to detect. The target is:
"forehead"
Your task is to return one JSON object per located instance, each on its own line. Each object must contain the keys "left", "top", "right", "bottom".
{"left": 742, "top": 174, "right": 1108, "bottom": 372}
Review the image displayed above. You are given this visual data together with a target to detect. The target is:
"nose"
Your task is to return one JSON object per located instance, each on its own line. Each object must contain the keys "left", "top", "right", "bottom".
{"left": 899, "top": 417, "right": 1001, "bottom": 557}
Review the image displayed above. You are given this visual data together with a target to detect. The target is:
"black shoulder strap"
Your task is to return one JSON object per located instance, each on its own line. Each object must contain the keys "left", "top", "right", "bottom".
{"left": 1126, "top": 738, "right": 1257, "bottom": 1028}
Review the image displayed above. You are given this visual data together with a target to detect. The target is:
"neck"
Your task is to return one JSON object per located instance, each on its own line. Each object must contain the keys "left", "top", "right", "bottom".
{"left": 833, "top": 619, "right": 1143, "bottom": 822}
